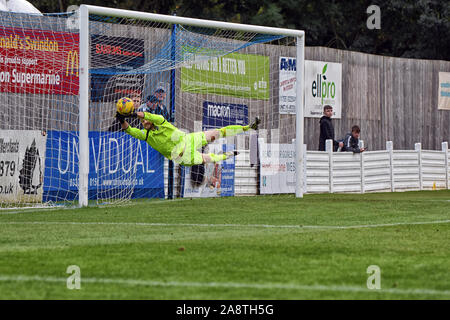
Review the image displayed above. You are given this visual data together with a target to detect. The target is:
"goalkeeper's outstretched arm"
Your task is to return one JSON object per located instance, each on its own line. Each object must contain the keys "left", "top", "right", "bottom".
{"left": 115, "top": 112, "right": 147, "bottom": 140}
{"left": 116, "top": 111, "right": 148, "bottom": 129}
{"left": 116, "top": 111, "right": 164, "bottom": 141}
{"left": 116, "top": 111, "right": 164, "bottom": 127}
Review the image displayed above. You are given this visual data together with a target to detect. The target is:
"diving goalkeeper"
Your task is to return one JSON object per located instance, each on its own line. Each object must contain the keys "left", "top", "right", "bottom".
{"left": 116, "top": 111, "right": 260, "bottom": 166}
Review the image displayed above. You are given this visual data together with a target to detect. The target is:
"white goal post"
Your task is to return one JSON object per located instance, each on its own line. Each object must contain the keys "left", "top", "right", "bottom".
{"left": 77, "top": 5, "right": 305, "bottom": 207}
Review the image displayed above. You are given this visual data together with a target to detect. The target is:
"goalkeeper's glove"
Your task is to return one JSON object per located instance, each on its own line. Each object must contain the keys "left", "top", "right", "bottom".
{"left": 126, "top": 112, "right": 138, "bottom": 118}
{"left": 115, "top": 112, "right": 126, "bottom": 124}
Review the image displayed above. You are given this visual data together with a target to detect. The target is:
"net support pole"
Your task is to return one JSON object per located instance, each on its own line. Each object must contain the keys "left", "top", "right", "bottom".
{"left": 168, "top": 21, "right": 177, "bottom": 199}
{"left": 295, "top": 35, "right": 305, "bottom": 198}
{"left": 79, "top": 5, "right": 90, "bottom": 207}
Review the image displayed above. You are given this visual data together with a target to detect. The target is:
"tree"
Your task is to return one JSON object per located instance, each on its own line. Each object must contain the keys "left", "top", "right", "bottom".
{"left": 33, "top": 0, "right": 450, "bottom": 60}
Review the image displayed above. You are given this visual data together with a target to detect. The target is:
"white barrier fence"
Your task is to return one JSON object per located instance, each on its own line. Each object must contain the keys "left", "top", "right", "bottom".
{"left": 301, "top": 140, "right": 449, "bottom": 194}
{"left": 165, "top": 139, "right": 449, "bottom": 197}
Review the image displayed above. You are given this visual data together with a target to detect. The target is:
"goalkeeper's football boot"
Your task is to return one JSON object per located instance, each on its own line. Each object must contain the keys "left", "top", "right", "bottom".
{"left": 249, "top": 116, "right": 261, "bottom": 130}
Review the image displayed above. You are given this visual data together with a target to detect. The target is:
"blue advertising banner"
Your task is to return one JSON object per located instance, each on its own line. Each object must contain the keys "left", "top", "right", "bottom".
{"left": 218, "top": 143, "right": 236, "bottom": 197}
{"left": 182, "top": 142, "right": 235, "bottom": 198}
{"left": 202, "top": 101, "right": 248, "bottom": 130}
{"left": 181, "top": 100, "right": 244, "bottom": 198}
{"left": 43, "top": 131, "right": 164, "bottom": 202}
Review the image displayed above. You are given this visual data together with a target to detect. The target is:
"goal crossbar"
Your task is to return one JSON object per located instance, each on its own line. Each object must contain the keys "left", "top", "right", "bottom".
{"left": 81, "top": 5, "right": 305, "bottom": 38}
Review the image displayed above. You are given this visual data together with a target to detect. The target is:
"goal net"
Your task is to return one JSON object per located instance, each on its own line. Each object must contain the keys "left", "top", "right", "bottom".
{"left": 0, "top": 6, "right": 304, "bottom": 208}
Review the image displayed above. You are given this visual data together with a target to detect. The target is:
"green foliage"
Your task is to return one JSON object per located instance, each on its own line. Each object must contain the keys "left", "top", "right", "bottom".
{"left": 33, "top": 0, "right": 449, "bottom": 60}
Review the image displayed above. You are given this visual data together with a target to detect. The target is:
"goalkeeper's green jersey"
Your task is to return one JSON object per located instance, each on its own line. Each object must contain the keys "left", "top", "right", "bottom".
{"left": 125, "top": 112, "right": 185, "bottom": 160}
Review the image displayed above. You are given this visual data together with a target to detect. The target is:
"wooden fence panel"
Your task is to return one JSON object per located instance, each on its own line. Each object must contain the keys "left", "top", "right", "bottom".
{"left": 305, "top": 47, "right": 450, "bottom": 151}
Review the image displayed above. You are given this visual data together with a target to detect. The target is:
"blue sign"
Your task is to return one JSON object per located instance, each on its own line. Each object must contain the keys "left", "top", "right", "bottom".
{"left": 43, "top": 131, "right": 164, "bottom": 202}
{"left": 280, "top": 57, "right": 296, "bottom": 71}
{"left": 179, "top": 100, "right": 244, "bottom": 198}
{"left": 219, "top": 143, "right": 236, "bottom": 197}
{"left": 202, "top": 101, "right": 248, "bottom": 130}
{"left": 181, "top": 143, "right": 235, "bottom": 198}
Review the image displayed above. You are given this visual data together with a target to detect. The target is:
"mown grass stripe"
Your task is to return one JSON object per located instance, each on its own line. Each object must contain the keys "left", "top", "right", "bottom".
{"left": 0, "top": 275, "right": 449, "bottom": 296}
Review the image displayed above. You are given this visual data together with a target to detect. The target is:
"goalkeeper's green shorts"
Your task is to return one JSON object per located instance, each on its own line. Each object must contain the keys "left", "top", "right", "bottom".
{"left": 174, "top": 132, "right": 208, "bottom": 166}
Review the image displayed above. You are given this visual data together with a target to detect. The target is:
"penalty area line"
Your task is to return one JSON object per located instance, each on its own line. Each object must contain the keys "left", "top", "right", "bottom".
{"left": 2, "top": 220, "right": 450, "bottom": 230}
{"left": 0, "top": 275, "right": 449, "bottom": 297}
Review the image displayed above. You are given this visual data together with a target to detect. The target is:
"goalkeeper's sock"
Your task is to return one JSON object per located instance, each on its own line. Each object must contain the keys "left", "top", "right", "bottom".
{"left": 208, "top": 151, "right": 239, "bottom": 163}
{"left": 218, "top": 125, "right": 249, "bottom": 138}
{"left": 208, "top": 153, "right": 226, "bottom": 163}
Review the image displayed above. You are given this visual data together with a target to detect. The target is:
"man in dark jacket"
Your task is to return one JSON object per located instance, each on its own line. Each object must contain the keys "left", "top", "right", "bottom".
{"left": 318, "top": 105, "right": 343, "bottom": 151}
{"left": 342, "top": 125, "right": 366, "bottom": 153}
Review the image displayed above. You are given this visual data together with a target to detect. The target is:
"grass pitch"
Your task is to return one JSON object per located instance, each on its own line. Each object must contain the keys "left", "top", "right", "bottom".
{"left": 0, "top": 190, "right": 449, "bottom": 300}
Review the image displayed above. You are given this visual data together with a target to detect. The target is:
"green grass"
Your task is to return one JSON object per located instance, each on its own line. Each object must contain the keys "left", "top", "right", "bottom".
{"left": 0, "top": 190, "right": 449, "bottom": 299}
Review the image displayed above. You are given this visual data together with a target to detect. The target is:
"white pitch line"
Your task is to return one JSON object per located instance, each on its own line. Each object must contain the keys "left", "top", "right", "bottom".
{"left": 0, "top": 274, "right": 448, "bottom": 297}
{"left": 0, "top": 207, "right": 68, "bottom": 215}
{"left": 0, "top": 199, "right": 189, "bottom": 214}
{"left": 1, "top": 220, "right": 450, "bottom": 230}
{"left": 1, "top": 198, "right": 448, "bottom": 215}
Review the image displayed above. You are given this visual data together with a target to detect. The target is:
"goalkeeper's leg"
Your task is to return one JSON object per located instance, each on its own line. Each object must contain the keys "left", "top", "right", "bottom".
{"left": 178, "top": 133, "right": 238, "bottom": 166}
{"left": 204, "top": 117, "right": 261, "bottom": 143}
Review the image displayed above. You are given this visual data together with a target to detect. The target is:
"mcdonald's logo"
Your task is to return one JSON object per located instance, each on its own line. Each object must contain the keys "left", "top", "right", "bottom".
{"left": 66, "top": 50, "right": 79, "bottom": 77}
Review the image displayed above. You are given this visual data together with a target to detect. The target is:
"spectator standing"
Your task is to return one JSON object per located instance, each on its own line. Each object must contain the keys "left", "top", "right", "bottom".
{"left": 318, "top": 105, "right": 343, "bottom": 151}
{"left": 153, "top": 87, "right": 171, "bottom": 121}
{"left": 138, "top": 95, "right": 158, "bottom": 113}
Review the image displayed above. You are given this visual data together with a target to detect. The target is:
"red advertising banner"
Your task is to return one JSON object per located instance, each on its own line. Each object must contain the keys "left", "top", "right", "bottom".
{"left": 0, "top": 26, "right": 79, "bottom": 95}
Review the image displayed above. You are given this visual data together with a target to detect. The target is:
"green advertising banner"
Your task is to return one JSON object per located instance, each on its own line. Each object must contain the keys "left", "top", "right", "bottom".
{"left": 181, "top": 52, "right": 270, "bottom": 100}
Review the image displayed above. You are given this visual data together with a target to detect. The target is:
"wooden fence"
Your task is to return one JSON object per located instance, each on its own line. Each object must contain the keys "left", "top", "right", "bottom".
{"left": 305, "top": 47, "right": 450, "bottom": 151}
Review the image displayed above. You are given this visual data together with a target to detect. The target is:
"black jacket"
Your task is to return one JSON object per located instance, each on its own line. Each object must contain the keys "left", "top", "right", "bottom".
{"left": 342, "top": 133, "right": 361, "bottom": 153}
{"left": 319, "top": 116, "right": 339, "bottom": 151}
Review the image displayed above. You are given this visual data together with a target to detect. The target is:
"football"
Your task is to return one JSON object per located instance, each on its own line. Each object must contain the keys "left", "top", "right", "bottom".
{"left": 116, "top": 97, "right": 134, "bottom": 115}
